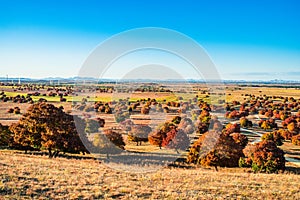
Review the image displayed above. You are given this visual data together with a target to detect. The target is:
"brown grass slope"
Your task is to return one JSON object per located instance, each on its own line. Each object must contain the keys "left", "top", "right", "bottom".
{"left": 0, "top": 151, "right": 300, "bottom": 199}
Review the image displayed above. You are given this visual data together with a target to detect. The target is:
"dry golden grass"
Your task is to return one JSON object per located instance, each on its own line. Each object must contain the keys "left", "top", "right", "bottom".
{"left": 225, "top": 86, "right": 300, "bottom": 102}
{"left": 1, "top": 151, "right": 300, "bottom": 199}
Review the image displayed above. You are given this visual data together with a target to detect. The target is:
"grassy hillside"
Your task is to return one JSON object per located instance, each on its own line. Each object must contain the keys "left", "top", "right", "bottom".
{"left": 1, "top": 151, "right": 300, "bottom": 199}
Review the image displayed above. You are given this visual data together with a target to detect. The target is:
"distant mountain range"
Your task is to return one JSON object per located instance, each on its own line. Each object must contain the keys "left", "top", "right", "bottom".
{"left": 0, "top": 76, "right": 299, "bottom": 85}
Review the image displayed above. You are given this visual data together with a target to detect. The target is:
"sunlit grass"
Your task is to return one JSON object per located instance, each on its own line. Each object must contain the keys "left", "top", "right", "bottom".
{"left": 0, "top": 151, "right": 299, "bottom": 199}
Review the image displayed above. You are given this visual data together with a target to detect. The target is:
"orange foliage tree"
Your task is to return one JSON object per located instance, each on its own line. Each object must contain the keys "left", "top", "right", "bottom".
{"left": 9, "top": 103, "right": 89, "bottom": 158}
{"left": 187, "top": 130, "right": 247, "bottom": 168}
{"left": 240, "top": 140, "right": 285, "bottom": 173}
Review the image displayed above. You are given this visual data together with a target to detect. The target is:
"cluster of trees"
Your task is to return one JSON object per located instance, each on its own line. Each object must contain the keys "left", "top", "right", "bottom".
{"left": 73, "top": 100, "right": 113, "bottom": 114}
{"left": 0, "top": 93, "right": 34, "bottom": 104}
{"left": 261, "top": 131, "right": 284, "bottom": 146}
{"left": 225, "top": 110, "right": 248, "bottom": 119}
{"left": 188, "top": 118, "right": 286, "bottom": 173}
{"left": 258, "top": 118, "right": 278, "bottom": 130}
{"left": 95, "top": 86, "right": 114, "bottom": 93}
{"left": 94, "top": 101, "right": 113, "bottom": 114}
{"left": 0, "top": 102, "right": 123, "bottom": 158}
{"left": 186, "top": 99, "right": 288, "bottom": 173}
{"left": 7, "top": 107, "right": 21, "bottom": 114}
{"left": 282, "top": 116, "right": 300, "bottom": 133}
{"left": 3, "top": 87, "right": 299, "bottom": 174}
{"left": 2, "top": 84, "right": 44, "bottom": 91}
{"left": 0, "top": 85, "right": 73, "bottom": 103}
{"left": 223, "top": 95, "right": 300, "bottom": 147}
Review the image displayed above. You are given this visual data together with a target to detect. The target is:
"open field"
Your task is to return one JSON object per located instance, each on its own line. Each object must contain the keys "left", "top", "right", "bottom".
{"left": 225, "top": 85, "right": 300, "bottom": 102}
{"left": 1, "top": 150, "right": 300, "bottom": 199}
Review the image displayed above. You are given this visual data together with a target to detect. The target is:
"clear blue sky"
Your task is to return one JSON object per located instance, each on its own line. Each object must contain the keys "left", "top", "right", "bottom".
{"left": 0, "top": 0, "right": 299, "bottom": 80}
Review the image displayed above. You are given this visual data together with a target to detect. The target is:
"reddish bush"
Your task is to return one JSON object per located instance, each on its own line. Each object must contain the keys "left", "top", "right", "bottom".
{"left": 241, "top": 140, "right": 285, "bottom": 173}
{"left": 231, "top": 133, "right": 248, "bottom": 148}
{"left": 282, "top": 117, "right": 297, "bottom": 128}
{"left": 103, "top": 129, "right": 125, "bottom": 149}
{"left": 148, "top": 130, "right": 165, "bottom": 149}
{"left": 223, "top": 123, "right": 240, "bottom": 135}
{"left": 161, "top": 129, "right": 189, "bottom": 152}
{"left": 187, "top": 130, "right": 247, "bottom": 167}
{"left": 148, "top": 122, "right": 177, "bottom": 149}
{"left": 141, "top": 106, "right": 150, "bottom": 114}
{"left": 225, "top": 110, "right": 247, "bottom": 119}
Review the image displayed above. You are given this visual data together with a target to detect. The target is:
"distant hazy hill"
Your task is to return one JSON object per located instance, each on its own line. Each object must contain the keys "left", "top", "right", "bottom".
{"left": 0, "top": 76, "right": 299, "bottom": 85}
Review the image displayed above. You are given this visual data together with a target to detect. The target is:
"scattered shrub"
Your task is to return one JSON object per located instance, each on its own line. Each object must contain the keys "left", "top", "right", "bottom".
{"left": 241, "top": 140, "right": 285, "bottom": 173}
{"left": 261, "top": 131, "right": 284, "bottom": 146}
{"left": 291, "top": 134, "right": 300, "bottom": 146}
{"left": 239, "top": 117, "right": 253, "bottom": 128}
{"left": 103, "top": 129, "right": 125, "bottom": 149}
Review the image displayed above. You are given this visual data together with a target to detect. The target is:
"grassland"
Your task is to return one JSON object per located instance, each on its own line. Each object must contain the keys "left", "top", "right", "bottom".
{"left": 225, "top": 85, "right": 300, "bottom": 102}
{"left": 1, "top": 150, "right": 300, "bottom": 200}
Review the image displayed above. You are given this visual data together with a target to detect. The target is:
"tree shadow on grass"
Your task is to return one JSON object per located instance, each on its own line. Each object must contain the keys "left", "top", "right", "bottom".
{"left": 285, "top": 166, "right": 300, "bottom": 174}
